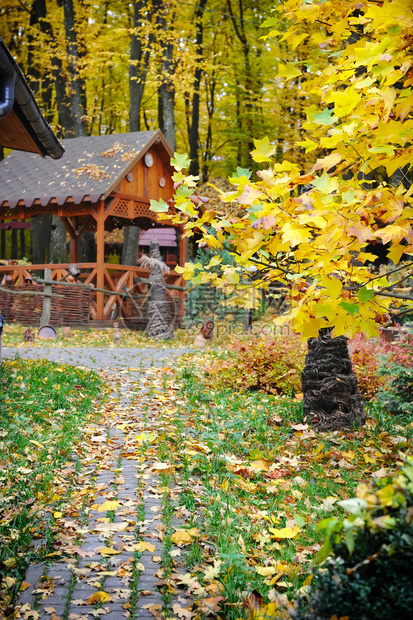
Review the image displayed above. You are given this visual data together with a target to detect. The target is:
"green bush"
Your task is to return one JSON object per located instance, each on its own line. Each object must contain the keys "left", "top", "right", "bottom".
{"left": 205, "top": 334, "right": 306, "bottom": 396}
{"left": 377, "top": 333, "right": 413, "bottom": 416}
{"left": 294, "top": 455, "right": 413, "bottom": 620}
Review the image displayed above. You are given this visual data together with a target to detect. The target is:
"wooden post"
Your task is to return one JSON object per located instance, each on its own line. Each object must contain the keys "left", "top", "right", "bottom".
{"left": 96, "top": 200, "right": 105, "bottom": 320}
{"left": 40, "top": 267, "right": 53, "bottom": 326}
{"left": 71, "top": 217, "right": 78, "bottom": 262}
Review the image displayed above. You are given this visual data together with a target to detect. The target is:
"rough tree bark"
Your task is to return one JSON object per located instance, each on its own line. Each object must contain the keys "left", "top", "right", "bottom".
{"left": 129, "top": 0, "right": 153, "bottom": 132}
{"left": 27, "top": 0, "right": 54, "bottom": 122}
{"left": 155, "top": 0, "right": 176, "bottom": 151}
{"left": 62, "top": 0, "right": 87, "bottom": 137}
{"left": 31, "top": 214, "right": 51, "bottom": 264}
{"left": 50, "top": 216, "right": 68, "bottom": 263}
{"left": 138, "top": 240, "right": 174, "bottom": 339}
{"left": 301, "top": 329, "right": 365, "bottom": 431}
{"left": 122, "top": 227, "right": 140, "bottom": 266}
{"left": 188, "top": 0, "right": 208, "bottom": 177}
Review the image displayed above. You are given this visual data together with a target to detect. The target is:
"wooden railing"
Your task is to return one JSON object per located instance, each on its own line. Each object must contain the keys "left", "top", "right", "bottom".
{"left": 0, "top": 263, "right": 186, "bottom": 325}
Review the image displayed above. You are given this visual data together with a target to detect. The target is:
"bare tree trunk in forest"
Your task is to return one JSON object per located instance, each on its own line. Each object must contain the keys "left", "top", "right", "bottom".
{"left": 301, "top": 329, "right": 365, "bottom": 431}
{"left": 126, "top": 0, "right": 153, "bottom": 261}
{"left": 27, "top": 0, "right": 54, "bottom": 122}
{"left": 202, "top": 72, "right": 216, "bottom": 182}
{"left": 122, "top": 227, "right": 141, "bottom": 266}
{"left": 227, "top": 0, "right": 255, "bottom": 166}
{"left": 20, "top": 228, "right": 26, "bottom": 258}
{"left": 83, "top": 232, "right": 96, "bottom": 262}
{"left": 50, "top": 216, "right": 68, "bottom": 263}
{"left": 138, "top": 240, "right": 174, "bottom": 339}
{"left": 31, "top": 214, "right": 51, "bottom": 264}
{"left": 62, "top": 0, "right": 87, "bottom": 137}
{"left": 155, "top": 0, "right": 176, "bottom": 151}
{"left": 11, "top": 229, "right": 18, "bottom": 259}
{"left": 188, "top": 0, "right": 208, "bottom": 177}
{"left": 129, "top": 0, "right": 153, "bottom": 132}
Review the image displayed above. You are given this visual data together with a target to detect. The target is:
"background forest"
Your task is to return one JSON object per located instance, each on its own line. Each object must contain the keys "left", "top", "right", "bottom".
{"left": 0, "top": 0, "right": 311, "bottom": 180}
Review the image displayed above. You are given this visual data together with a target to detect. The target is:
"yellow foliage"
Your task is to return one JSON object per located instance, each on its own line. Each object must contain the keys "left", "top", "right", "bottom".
{"left": 165, "top": 0, "right": 413, "bottom": 339}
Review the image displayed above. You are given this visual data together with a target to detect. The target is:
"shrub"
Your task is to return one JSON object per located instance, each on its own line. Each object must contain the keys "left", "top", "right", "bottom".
{"left": 348, "top": 333, "right": 412, "bottom": 401}
{"left": 205, "top": 334, "right": 306, "bottom": 396}
{"left": 294, "top": 454, "right": 413, "bottom": 620}
{"left": 377, "top": 333, "right": 413, "bottom": 416}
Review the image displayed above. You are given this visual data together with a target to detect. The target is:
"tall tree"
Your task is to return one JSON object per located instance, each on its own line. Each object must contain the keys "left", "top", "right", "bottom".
{"left": 156, "top": 0, "right": 413, "bottom": 428}
{"left": 62, "top": 0, "right": 87, "bottom": 137}
{"left": 188, "top": 0, "right": 208, "bottom": 177}
{"left": 155, "top": 0, "right": 176, "bottom": 151}
{"left": 129, "top": 0, "right": 153, "bottom": 132}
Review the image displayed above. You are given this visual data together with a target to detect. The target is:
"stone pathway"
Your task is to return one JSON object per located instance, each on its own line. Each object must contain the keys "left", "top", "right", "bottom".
{"left": 6, "top": 347, "right": 193, "bottom": 620}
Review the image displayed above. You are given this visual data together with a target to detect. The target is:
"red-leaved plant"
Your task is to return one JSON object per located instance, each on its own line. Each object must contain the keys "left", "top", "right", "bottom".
{"left": 205, "top": 334, "right": 306, "bottom": 396}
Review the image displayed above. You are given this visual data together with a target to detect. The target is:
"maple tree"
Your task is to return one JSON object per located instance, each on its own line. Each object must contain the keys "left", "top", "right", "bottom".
{"left": 162, "top": 0, "right": 413, "bottom": 342}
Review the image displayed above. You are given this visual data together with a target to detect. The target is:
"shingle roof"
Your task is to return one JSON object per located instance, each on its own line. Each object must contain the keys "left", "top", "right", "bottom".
{"left": 139, "top": 227, "right": 177, "bottom": 247}
{"left": 0, "top": 130, "right": 165, "bottom": 209}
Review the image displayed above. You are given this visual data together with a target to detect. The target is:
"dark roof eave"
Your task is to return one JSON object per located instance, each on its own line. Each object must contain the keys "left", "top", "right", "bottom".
{"left": 0, "top": 38, "right": 64, "bottom": 160}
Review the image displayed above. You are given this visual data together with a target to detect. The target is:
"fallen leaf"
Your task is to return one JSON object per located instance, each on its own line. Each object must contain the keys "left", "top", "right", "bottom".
{"left": 96, "top": 500, "right": 122, "bottom": 512}
{"left": 171, "top": 529, "right": 194, "bottom": 546}
{"left": 135, "top": 541, "right": 157, "bottom": 552}
{"left": 98, "top": 547, "right": 120, "bottom": 557}
{"left": 197, "top": 596, "right": 224, "bottom": 615}
{"left": 269, "top": 525, "right": 300, "bottom": 539}
{"left": 86, "top": 591, "right": 111, "bottom": 604}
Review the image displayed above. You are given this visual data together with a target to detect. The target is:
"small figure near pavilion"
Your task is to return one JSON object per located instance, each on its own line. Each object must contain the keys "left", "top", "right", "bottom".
{"left": 138, "top": 240, "right": 174, "bottom": 340}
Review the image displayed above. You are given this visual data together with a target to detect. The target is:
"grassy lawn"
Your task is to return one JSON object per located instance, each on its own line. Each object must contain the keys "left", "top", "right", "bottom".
{"left": 1, "top": 320, "right": 272, "bottom": 349}
{"left": 0, "top": 358, "right": 103, "bottom": 610}
{"left": 134, "top": 357, "right": 413, "bottom": 618}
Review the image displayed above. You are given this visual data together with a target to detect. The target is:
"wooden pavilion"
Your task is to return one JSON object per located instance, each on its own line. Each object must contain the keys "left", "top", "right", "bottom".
{"left": 0, "top": 130, "right": 187, "bottom": 325}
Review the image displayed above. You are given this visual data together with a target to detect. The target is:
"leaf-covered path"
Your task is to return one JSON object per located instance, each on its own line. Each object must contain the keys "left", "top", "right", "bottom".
{"left": 6, "top": 347, "right": 192, "bottom": 620}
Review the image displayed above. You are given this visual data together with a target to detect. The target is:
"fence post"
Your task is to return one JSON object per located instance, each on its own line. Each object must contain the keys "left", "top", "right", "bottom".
{"left": 40, "top": 268, "right": 52, "bottom": 326}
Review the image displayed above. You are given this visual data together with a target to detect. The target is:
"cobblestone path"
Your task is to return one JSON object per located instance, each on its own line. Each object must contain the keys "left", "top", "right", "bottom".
{"left": 8, "top": 347, "right": 192, "bottom": 620}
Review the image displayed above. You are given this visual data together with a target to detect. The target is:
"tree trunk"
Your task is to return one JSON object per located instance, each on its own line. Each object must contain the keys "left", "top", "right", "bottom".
{"left": 62, "top": 0, "right": 87, "bottom": 137}
{"left": 83, "top": 232, "right": 96, "bottom": 262}
{"left": 122, "top": 227, "right": 140, "bottom": 266}
{"left": 20, "top": 228, "right": 26, "bottom": 258}
{"left": 50, "top": 216, "right": 68, "bottom": 263}
{"left": 129, "top": 0, "right": 153, "bottom": 132}
{"left": 155, "top": 1, "right": 176, "bottom": 151}
{"left": 301, "top": 329, "right": 365, "bottom": 431}
{"left": 11, "top": 229, "right": 18, "bottom": 259}
{"left": 27, "top": 0, "right": 54, "bottom": 122}
{"left": 31, "top": 214, "right": 51, "bottom": 264}
{"left": 188, "top": 0, "right": 208, "bottom": 177}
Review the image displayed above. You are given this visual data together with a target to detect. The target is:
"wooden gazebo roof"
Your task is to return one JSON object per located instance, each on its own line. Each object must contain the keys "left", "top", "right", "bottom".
{"left": 0, "top": 131, "right": 187, "bottom": 324}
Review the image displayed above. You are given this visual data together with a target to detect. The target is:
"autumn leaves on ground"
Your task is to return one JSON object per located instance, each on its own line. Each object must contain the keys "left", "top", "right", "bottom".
{"left": 1, "top": 330, "right": 412, "bottom": 619}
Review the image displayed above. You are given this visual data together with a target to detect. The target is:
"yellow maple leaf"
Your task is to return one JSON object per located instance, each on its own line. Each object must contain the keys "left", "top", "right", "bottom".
{"left": 135, "top": 431, "right": 157, "bottom": 444}
{"left": 96, "top": 500, "right": 121, "bottom": 512}
{"left": 86, "top": 591, "right": 111, "bottom": 604}
{"left": 135, "top": 541, "right": 157, "bottom": 552}
{"left": 269, "top": 525, "right": 300, "bottom": 539}
{"left": 99, "top": 547, "right": 120, "bottom": 556}
{"left": 171, "top": 529, "right": 194, "bottom": 546}
{"left": 251, "top": 136, "right": 276, "bottom": 162}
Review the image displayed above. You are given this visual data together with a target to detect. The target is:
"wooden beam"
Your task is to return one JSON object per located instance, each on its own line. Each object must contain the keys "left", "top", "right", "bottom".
{"left": 109, "top": 192, "right": 150, "bottom": 203}
{"left": 61, "top": 217, "right": 77, "bottom": 241}
{"left": 96, "top": 200, "right": 105, "bottom": 320}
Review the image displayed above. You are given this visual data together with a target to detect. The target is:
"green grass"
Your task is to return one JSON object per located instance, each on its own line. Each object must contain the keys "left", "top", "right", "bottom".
{"left": 144, "top": 363, "right": 413, "bottom": 618}
{"left": 0, "top": 358, "right": 103, "bottom": 608}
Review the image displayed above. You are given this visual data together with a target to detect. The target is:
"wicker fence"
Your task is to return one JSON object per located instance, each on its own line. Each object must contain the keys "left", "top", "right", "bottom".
{"left": 0, "top": 283, "right": 90, "bottom": 327}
